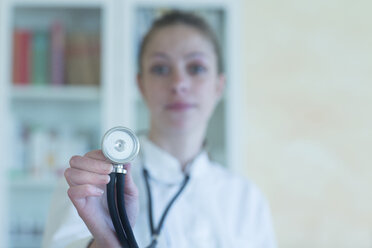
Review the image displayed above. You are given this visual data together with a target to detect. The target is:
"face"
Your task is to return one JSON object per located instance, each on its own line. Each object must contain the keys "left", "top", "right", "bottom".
{"left": 138, "top": 24, "right": 225, "bottom": 136}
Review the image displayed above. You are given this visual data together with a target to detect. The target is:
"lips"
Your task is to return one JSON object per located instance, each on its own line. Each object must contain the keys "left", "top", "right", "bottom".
{"left": 165, "top": 102, "right": 196, "bottom": 111}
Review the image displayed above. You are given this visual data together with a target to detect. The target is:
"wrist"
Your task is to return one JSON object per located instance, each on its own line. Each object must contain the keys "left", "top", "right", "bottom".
{"left": 88, "top": 236, "right": 121, "bottom": 248}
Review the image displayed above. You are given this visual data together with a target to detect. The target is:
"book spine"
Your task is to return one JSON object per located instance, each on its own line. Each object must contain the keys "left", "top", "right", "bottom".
{"left": 51, "top": 21, "right": 65, "bottom": 86}
{"left": 31, "top": 31, "right": 49, "bottom": 86}
{"left": 66, "top": 32, "right": 92, "bottom": 85}
{"left": 19, "top": 30, "right": 31, "bottom": 85}
{"left": 12, "top": 30, "right": 22, "bottom": 84}
{"left": 88, "top": 33, "right": 101, "bottom": 86}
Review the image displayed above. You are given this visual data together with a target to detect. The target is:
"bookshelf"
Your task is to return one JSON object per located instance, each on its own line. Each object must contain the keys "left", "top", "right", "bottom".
{"left": 11, "top": 85, "right": 100, "bottom": 101}
{"left": 0, "top": 1, "right": 116, "bottom": 247}
{"left": 0, "top": 0, "right": 242, "bottom": 247}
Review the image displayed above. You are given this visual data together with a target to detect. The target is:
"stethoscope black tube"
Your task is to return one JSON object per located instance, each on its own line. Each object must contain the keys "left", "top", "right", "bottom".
{"left": 107, "top": 172, "right": 138, "bottom": 248}
{"left": 117, "top": 173, "right": 139, "bottom": 248}
{"left": 106, "top": 159, "right": 190, "bottom": 248}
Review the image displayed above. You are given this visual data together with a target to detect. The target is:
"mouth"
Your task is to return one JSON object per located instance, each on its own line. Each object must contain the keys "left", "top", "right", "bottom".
{"left": 165, "top": 102, "right": 197, "bottom": 111}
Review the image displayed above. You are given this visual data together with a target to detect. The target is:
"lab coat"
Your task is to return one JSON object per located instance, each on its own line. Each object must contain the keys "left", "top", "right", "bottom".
{"left": 42, "top": 136, "right": 277, "bottom": 248}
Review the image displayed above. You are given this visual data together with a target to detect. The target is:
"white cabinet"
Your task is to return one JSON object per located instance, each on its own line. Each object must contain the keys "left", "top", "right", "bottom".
{"left": 0, "top": 1, "right": 116, "bottom": 247}
{"left": 0, "top": 0, "right": 243, "bottom": 247}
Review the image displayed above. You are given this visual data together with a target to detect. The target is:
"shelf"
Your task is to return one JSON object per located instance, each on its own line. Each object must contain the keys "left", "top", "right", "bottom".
{"left": 10, "top": 234, "right": 42, "bottom": 248}
{"left": 11, "top": 85, "right": 100, "bottom": 102}
{"left": 9, "top": 174, "right": 60, "bottom": 190}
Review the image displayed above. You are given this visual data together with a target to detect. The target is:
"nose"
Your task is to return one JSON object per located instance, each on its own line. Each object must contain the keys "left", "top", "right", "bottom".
{"left": 170, "top": 67, "right": 189, "bottom": 94}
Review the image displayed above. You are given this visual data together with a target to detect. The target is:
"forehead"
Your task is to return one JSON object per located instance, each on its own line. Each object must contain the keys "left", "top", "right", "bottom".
{"left": 143, "top": 24, "right": 215, "bottom": 58}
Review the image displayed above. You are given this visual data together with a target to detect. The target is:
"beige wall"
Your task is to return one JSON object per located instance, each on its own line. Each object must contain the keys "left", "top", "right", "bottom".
{"left": 241, "top": 1, "right": 372, "bottom": 247}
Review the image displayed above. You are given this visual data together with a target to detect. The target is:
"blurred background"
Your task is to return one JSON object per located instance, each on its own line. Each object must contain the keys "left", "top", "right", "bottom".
{"left": 0, "top": 0, "right": 371, "bottom": 247}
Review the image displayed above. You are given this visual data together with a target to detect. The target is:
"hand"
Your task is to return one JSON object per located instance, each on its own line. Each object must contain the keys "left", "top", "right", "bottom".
{"left": 65, "top": 150, "right": 139, "bottom": 248}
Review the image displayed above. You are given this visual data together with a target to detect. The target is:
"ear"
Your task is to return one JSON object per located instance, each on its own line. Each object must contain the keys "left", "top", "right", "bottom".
{"left": 215, "top": 74, "right": 226, "bottom": 101}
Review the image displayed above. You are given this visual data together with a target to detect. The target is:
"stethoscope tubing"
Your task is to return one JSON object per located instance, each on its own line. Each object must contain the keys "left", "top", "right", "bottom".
{"left": 117, "top": 173, "right": 138, "bottom": 247}
{"left": 107, "top": 172, "right": 138, "bottom": 248}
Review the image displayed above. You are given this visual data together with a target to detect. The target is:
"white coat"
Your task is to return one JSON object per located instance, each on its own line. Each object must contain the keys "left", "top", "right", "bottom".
{"left": 42, "top": 136, "right": 277, "bottom": 248}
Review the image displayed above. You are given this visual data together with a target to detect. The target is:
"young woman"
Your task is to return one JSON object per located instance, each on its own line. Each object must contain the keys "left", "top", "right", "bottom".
{"left": 42, "top": 11, "right": 277, "bottom": 248}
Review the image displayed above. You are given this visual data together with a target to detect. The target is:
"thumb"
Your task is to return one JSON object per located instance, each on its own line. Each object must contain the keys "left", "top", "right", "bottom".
{"left": 123, "top": 163, "right": 138, "bottom": 197}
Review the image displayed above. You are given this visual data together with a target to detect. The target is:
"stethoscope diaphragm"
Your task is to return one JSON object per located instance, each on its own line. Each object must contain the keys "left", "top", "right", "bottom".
{"left": 101, "top": 126, "right": 140, "bottom": 165}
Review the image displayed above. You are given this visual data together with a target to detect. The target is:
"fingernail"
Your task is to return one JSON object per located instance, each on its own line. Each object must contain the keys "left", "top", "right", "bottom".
{"left": 97, "top": 188, "right": 104, "bottom": 195}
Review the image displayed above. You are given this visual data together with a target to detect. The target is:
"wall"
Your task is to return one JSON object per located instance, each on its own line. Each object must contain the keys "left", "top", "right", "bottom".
{"left": 241, "top": 0, "right": 372, "bottom": 247}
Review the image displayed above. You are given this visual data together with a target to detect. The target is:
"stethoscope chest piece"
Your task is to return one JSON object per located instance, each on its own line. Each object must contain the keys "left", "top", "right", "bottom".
{"left": 101, "top": 126, "right": 140, "bottom": 165}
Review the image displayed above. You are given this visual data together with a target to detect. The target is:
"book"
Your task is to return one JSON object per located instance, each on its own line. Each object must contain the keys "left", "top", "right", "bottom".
{"left": 19, "top": 30, "right": 31, "bottom": 85}
{"left": 88, "top": 33, "right": 101, "bottom": 86}
{"left": 50, "top": 21, "right": 65, "bottom": 86}
{"left": 65, "top": 32, "right": 100, "bottom": 86}
{"left": 12, "top": 30, "right": 22, "bottom": 84}
{"left": 31, "top": 30, "right": 49, "bottom": 85}
{"left": 13, "top": 29, "right": 32, "bottom": 85}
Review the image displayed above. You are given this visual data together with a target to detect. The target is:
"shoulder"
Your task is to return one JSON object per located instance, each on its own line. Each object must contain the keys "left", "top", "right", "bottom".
{"left": 205, "top": 160, "right": 265, "bottom": 199}
{"left": 204, "top": 160, "right": 272, "bottom": 219}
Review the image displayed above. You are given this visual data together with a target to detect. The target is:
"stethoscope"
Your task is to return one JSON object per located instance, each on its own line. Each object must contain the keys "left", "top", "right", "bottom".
{"left": 101, "top": 126, "right": 140, "bottom": 248}
{"left": 101, "top": 126, "right": 190, "bottom": 248}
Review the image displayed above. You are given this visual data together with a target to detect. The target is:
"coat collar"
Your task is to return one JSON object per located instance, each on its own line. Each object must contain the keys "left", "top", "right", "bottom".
{"left": 139, "top": 136, "right": 209, "bottom": 184}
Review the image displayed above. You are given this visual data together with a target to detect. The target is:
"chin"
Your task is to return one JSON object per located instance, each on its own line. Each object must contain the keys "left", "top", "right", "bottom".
{"left": 168, "top": 121, "right": 194, "bottom": 132}
{"left": 162, "top": 117, "right": 200, "bottom": 134}
{"left": 153, "top": 111, "right": 208, "bottom": 134}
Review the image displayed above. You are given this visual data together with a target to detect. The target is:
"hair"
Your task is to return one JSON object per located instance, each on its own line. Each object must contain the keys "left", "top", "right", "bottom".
{"left": 138, "top": 10, "right": 224, "bottom": 74}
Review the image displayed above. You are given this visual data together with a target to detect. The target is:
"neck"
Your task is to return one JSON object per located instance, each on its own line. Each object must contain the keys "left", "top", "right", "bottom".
{"left": 148, "top": 126, "right": 206, "bottom": 170}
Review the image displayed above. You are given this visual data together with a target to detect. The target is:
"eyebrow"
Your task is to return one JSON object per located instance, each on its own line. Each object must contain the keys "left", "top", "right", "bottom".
{"left": 148, "top": 52, "right": 169, "bottom": 59}
{"left": 148, "top": 51, "right": 209, "bottom": 60}
{"left": 184, "top": 52, "right": 208, "bottom": 59}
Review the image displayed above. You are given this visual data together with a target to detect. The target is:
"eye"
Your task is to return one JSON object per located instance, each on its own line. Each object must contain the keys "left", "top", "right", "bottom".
{"left": 150, "top": 64, "right": 170, "bottom": 75}
{"left": 188, "top": 64, "right": 207, "bottom": 75}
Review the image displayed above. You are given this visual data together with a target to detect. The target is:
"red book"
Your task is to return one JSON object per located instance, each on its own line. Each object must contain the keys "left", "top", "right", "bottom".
{"left": 18, "top": 30, "right": 32, "bottom": 85}
{"left": 12, "top": 30, "right": 22, "bottom": 84}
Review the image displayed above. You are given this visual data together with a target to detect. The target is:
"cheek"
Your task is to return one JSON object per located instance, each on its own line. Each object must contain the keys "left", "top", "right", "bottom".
{"left": 200, "top": 81, "right": 218, "bottom": 100}
{"left": 143, "top": 85, "right": 165, "bottom": 107}
{"left": 197, "top": 84, "right": 219, "bottom": 112}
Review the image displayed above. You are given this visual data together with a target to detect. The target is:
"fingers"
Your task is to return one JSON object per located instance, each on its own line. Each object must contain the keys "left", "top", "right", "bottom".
{"left": 67, "top": 184, "right": 104, "bottom": 210}
{"left": 122, "top": 163, "right": 139, "bottom": 227}
{"left": 84, "top": 150, "right": 107, "bottom": 161}
{"left": 69, "top": 154, "right": 113, "bottom": 175}
{"left": 65, "top": 167, "right": 110, "bottom": 187}
{"left": 68, "top": 184, "right": 104, "bottom": 199}
{"left": 66, "top": 151, "right": 112, "bottom": 196}
{"left": 66, "top": 151, "right": 138, "bottom": 197}
{"left": 123, "top": 163, "right": 139, "bottom": 197}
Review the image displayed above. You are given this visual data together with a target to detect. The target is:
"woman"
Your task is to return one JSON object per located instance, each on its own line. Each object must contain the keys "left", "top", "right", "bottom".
{"left": 42, "top": 11, "right": 277, "bottom": 248}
